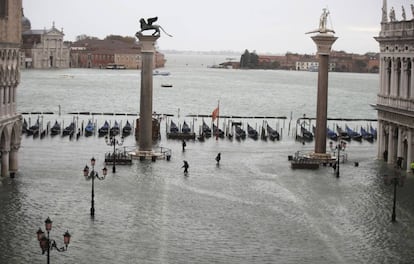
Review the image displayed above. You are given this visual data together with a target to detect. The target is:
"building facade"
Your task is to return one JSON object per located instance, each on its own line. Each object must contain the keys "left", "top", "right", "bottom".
{"left": 70, "top": 39, "right": 166, "bottom": 69}
{"left": 0, "top": 0, "right": 22, "bottom": 177}
{"left": 374, "top": 1, "right": 414, "bottom": 172}
{"left": 21, "top": 16, "right": 70, "bottom": 69}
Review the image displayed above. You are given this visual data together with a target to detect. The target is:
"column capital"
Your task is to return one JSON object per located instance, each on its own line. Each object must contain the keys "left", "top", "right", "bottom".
{"left": 311, "top": 33, "right": 337, "bottom": 55}
{"left": 137, "top": 34, "right": 159, "bottom": 53}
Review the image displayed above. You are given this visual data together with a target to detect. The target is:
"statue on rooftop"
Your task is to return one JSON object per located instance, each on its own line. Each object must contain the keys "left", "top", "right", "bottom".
{"left": 389, "top": 7, "right": 396, "bottom": 22}
{"left": 306, "top": 8, "right": 335, "bottom": 34}
{"left": 402, "top": 6, "right": 406, "bottom": 20}
{"left": 411, "top": 4, "right": 414, "bottom": 18}
{"left": 136, "top": 17, "right": 173, "bottom": 38}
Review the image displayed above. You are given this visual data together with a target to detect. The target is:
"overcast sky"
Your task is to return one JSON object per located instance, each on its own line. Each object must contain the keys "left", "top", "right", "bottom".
{"left": 23, "top": 0, "right": 410, "bottom": 54}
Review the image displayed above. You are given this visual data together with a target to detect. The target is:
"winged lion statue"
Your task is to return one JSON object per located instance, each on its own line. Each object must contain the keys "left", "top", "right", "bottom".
{"left": 136, "top": 17, "right": 173, "bottom": 37}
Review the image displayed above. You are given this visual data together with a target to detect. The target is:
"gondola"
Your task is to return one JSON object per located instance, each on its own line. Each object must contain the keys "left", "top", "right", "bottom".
{"left": 345, "top": 125, "right": 362, "bottom": 141}
{"left": 202, "top": 121, "right": 212, "bottom": 138}
{"left": 98, "top": 121, "right": 110, "bottom": 137}
{"left": 170, "top": 120, "right": 179, "bottom": 133}
{"left": 62, "top": 122, "right": 75, "bottom": 136}
{"left": 212, "top": 123, "right": 225, "bottom": 138}
{"left": 50, "top": 120, "right": 61, "bottom": 136}
{"left": 266, "top": 124, "right": 280, "bottom": 141}
{"left": 370, "top": 125, "right": 377, "bottom": 139}
{"left": 84, "top": 120, "right": 94, "bottom": 137}
{"left": 27, "top": 119, "right": 40, "bottom": 136}
{"left": 247, "top": 123, "right": 258, "bottom": 140}
{"left": 22, "top": 118, "right": 28, "bottom": 134}
{"left": 182, "top": 121, "right": 191, "bottom": 133}
{"left": 110, "top": 121, "right": 120, "bottom": 136}
{"left": 327, "top": 127, "right": 338, "bottom": 141}
{"left": 336, "top": 125, "right": 351, "bottom": 141}
{"left": 360, "top": 127, "right": 374, "bottom": 142}
{"left": 122, "top": 120, "right": 132, "bottom": 137}
{"left": 235, "top": 125, "right": 246, "bottom": 140}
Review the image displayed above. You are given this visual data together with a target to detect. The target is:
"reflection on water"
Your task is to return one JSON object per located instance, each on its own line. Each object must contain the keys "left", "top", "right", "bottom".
{"left": 1, "top": 55, "right": 413, "bottom": 263}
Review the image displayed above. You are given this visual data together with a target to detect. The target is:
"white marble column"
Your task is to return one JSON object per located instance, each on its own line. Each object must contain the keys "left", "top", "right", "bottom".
{"left": 9, "top": 144, "right": 19, "bottom": 174}
{"left": 397, "top": 127, "right": 403, "bottom": 158}
{"left": 401, "top": 59, "right": 407, "bottom": 98}
{"left": 411, "top": 58, "right": 414, "bottom": 99}
{"left": 390, "top": 58, "right": 395, "bottom": 96}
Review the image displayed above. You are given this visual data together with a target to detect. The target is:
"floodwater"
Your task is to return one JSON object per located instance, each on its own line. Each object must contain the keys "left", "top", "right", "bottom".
{"left": 1, "top": 54, "right": 414, "bottom": 263}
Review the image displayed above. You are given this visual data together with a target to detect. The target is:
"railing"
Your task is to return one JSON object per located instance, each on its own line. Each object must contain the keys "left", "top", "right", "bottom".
{"left": 377, "top": 94, "right": 414, "bottom": 112}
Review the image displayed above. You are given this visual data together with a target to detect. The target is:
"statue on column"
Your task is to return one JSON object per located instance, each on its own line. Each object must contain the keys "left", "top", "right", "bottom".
{"left": 306, "top": 8, "right": 335, "bottom": 34}
{"left": 136, "top": 17, "right": 173, "bottom": 37}
{"left": 389, "top": 7, "right": 396, "bottom": 22}
{"left": 402, "top": 6, "right": 406, "bottom": 21}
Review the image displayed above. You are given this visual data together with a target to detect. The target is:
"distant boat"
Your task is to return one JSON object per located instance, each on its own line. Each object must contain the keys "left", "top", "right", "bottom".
{"left": 110, "top": 121, "right": 120, "bottom": 136}
{"left": 202, "top": 120, "right": 212, "bottom": 138}
{"left": 360, "top": 127, "right": 374, "bottom": 142}
{"left": 84, "top": 120, "right": 94, "bottom": 137}
{"left": 50, "top": 120, "right": 61, "bottom": 136}
{"left": 247, "top": 123, "right": 258, "bottom": 140}
{"left": 266, "top": 124, "right": 280, "bottom": 141}
{"left": 327, "top": 127, "right": 338, "bottom": 141}
{"left": 98, "top": 121, "right": 110, "bottom": 137}
{"left": 106, "top": 63, "right": 126, "bottom": 70}
{"left": 345, "top": 125, "right": 362, "bottom": 141}
{"left": 122, "top": 120, "right": 132, "bottom": 137}
{"left": 182, "top": 121, "right": 191, "bottom": 133}
{"left": 62, "top": 122, "right": 75, "bottom": 136}
{"left": 170, "top": 120, "right": 179, "bottom": 133}
{"left": 153, "top": 70, "right": 170, "bottom": 76}
{"left": 235, "top": 125, "right": 246, "bottom": 140}
{"left": 161, "top": 84, "right": 173, "bottom": 88}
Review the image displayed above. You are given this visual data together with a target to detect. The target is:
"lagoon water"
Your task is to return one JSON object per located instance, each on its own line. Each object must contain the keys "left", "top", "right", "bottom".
{"left": 1, "top": 53, "right": 414, "bottom": 263}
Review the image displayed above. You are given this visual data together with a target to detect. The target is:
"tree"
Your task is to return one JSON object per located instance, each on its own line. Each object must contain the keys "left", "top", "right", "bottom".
{"left": 105, "top": 35, "right": 136, "bottom": 44}
{"left": 76, "top": 34, "right": 99, "bottom": 41}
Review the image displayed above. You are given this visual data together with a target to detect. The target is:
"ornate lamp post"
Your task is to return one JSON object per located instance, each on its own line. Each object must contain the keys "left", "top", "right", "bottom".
{"left": 105, "top": 135, "right": 124, "bottom": 173}
{"left": 83, "top": 157, "right": 107, "bottom": 216}
{"left": 330, "top": 140, "right": 346, "bottom": 177}
{"left": 384, "top": 171, "right": 405, "bottom": 222}
{"left": 36, "top": 217, "right": 71, "bottom": 264}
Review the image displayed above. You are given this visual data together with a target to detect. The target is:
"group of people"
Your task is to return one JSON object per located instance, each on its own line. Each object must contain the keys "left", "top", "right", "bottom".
{"left": 181, "top": 139, "right": 221, "bottom": 175}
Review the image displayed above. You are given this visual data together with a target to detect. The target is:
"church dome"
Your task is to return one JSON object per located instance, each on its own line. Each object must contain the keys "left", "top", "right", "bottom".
{"left": 21, "top": 9, "right": 31, "bottom": 32}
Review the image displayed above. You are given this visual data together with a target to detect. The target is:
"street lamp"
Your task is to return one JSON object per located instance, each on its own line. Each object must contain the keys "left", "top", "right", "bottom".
{"left": 384, "top": 170, "right": 405, "bottom": 222}
{"left": 36, "top": 217, "right": 71, "bottom": 264}
{"left": 83, "top": 157, "right": 107, "bottom": 216}
{"left": 105, "top": 135, "right": 124, "bottom": 173}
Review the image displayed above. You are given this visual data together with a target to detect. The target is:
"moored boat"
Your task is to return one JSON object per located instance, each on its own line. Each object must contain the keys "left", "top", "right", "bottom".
{"left": 170, "top": 120, "right": 179, "bottom": 133}
{"left": 235, "top": 125, "right": 246, "bottom": 140}
{"left": 266, "top": 124, "right": 280, "bottom": 141}
{"left": 98, "top": 121, "right": 110, "bottom": 137}
{"left": 122, "top": 120, "right": 132, "bottom": 137}
{"left": 212, "top": 123, "right": 225, "bottom": 138}
{"left": 50, "top": 120, "right": 61, "bottom": 136}
{"left": 110, "top": 121, "right": 120, "bottom": 136}
{"left": 84, "top": 120, "right": 94, "bottom": 137}
{"left": 27, "top": 119, "right": 40, "bottom": 136}
{"left": 300, "top": 126, "right": 313, "bottom": 141}
{"left": 360, "top": 127, "right": 374, "bottom": 142}
{"left": 345, "top": 125, "right": 362, "bottom": 141}
{"left": 182, "top": 121, "right": 191, "bottom": 133}
{"left": 62, "top": 122, "right": 75, "bottom": 136}
{"left": 327, "top": 127, "right": 338, "bottom": 141}
{"left": 247, "top": 123, "right": 258, "bottom": 140}
{"left": 202, "top": 120, "right": 212, "bottom": 138}
{"left": 336, "top": 125, "right": 351, "bottom": 141}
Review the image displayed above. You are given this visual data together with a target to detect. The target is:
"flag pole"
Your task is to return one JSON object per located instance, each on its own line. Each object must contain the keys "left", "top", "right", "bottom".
{"left": 216, "top": 100, "right": 220, "bottom": 140}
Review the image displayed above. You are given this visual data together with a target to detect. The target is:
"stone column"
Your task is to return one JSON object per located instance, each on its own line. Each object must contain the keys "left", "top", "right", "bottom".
{"left": 137, "top": 34, "right": 159, "bottom": 152}
{"left": 378, "top": 121, "right": 384, "bottom": 159}
{"left": 9, "top": 144, "right": 19, "bottom": 174}
{"left": 1, "top": 149, "right": 9, "bottom": 177}
{"left": 388, "top": 125, "right": 395, "bottom": 164}
{"left": 406, "top": 129, "right": 413, "bottom": 172}
{"left": 390, "top": 58, "right": 395, "bottom": 96}
{"left": 311, "top": 33, "right": 337, "bottom": 154}
{"left": 397, "top": 126, "right": 403, "bottom": 158}
{"left": 411, "top": 58, "right": 414, "bottom": 99}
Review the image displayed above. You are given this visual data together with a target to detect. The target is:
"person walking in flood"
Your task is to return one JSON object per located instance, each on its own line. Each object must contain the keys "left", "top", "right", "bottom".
{"left": 182, "top": 160, "right": 189, "bottom": 174}
{"left": 215, "top": 153, "right": 221, "bottom": 164}
{"left": 182, "top": 139, "right": 186, "bottom": 151}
